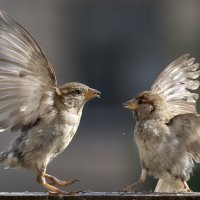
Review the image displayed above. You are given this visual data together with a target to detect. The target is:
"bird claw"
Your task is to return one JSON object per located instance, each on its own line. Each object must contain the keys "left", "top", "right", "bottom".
{"left": 50, "top": 179, "right": 78, "bottom": 186}
{"left": 69, "top": 179, "right": 80, "bottom": 184}
{"left": 120, "top": 184, "right": 137, "bottom": 193}
{"left": 45, "top": 173, "right": 79, "bottom": 187}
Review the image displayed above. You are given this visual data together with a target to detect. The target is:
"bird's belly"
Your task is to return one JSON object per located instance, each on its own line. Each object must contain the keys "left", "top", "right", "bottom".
{"left": 136, "top": 139, "right": 171, "bottom": 179}
{"left": 8, "top": 123, "right": 79, "bottom": 171}
{"left": 135, "top": 122, "right": 181, "bottom": 179}
{"left": 46, "top": 123, "right": 79, "bottom": 162}
{"left": 136, "top": 135, "right": 193, "bottom": 181}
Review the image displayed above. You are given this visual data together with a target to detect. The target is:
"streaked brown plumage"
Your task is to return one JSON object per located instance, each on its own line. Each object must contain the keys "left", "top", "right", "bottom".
{"left": 0, "top": 10, "right": 100, "bottom": 194}
{"left": 123, "top": 54, "right": 200, "bottom": 192}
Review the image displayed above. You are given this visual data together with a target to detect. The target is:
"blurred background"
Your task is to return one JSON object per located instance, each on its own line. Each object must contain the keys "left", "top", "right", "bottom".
{"left": 0, "top": 0, "right": 200, "bottom": 193}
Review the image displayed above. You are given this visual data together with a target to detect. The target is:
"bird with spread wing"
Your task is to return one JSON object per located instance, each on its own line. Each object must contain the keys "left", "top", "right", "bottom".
{"left": 123, "top": 54, "right": 200, "bottom": 192}
{"left": 0, "top": 10, "right": 100, "bottom": 194}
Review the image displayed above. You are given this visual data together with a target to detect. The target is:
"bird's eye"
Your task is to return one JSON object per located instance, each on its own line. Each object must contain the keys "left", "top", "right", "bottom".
{"left": 75, "top": 89, "right": 81, "bottom": 94}
{"left": 138, "top": 99, "right": 143, "bottom": 104}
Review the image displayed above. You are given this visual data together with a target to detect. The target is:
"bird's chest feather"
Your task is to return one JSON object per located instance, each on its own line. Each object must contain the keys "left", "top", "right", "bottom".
{"left": 134, "top": 120, "right": 172, "bottom": 168}
{"left": 51, "top": 111, "right": 81, "bottom": 155}
{"left": 13, "top": 110, "right": 82, "bottom": 169}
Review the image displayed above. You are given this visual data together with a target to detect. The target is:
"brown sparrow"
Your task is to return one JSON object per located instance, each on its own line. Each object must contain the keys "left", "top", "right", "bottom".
{"left": 0, "top": 10, "right": 100, "bottom": 194}
{"left": 123, "top": 54, "right": 200, "bottom": 192}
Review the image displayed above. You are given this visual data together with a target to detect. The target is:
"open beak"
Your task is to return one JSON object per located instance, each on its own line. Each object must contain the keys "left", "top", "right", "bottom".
{"left": 84, "top": 88, "right": 101, "bottom": 100}
{"left": 123, "top": 99, "right": 138, "bottom": 110}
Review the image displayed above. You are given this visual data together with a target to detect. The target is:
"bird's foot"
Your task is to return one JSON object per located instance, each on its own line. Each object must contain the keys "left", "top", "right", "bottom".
{"left": 50, "top": 178, "right": 79, "bottom": 187}
{"left": 182, "top": 180, "right": 192, "bottom": 192}
{"left": 44, "top": 174, "right": 79, "bottom": 186}
{"left": 121, "top": 169, "right": 146, "bottom": 192}
{"left": 120, "top": 183, "right": 137, "bottom": 192}
{"left": 55, "top": 179, "right": 79, "bottom": 187}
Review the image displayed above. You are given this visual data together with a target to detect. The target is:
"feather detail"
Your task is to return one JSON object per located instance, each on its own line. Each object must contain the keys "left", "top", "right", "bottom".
{"left": 169, "top": 113, "right": 200, "bottom": 163}
{"left": 155, "top": 179, "right": 190, "bottom": 192}
{"left": 0, "top": 10, "right": 57, "bottom": 132}
{"left": 151, "top": 54, "right": 199, "bottom": 116}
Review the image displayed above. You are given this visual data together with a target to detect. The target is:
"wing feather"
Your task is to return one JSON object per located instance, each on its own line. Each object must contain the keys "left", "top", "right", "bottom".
{"left": 169, "top": 114, "right": 200, "bottom": 163}
{"left": 151, "top": 54, "right": 200, "bottom": 116}
{"left": 0, "top": 10, "right": 57, "bottom": 132}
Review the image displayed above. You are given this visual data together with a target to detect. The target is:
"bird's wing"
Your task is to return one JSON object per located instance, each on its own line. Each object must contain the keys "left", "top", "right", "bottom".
{"left": 0, "top": 10, "right": 57, "bottom": 132}
{"left": 151, "top": 54, "right": 200, "bottom": 116}
{"left": 169, "top": 113, "right": 200, "bottom": 163}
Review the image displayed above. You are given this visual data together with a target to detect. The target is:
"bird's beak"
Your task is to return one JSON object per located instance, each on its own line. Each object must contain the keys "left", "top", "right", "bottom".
{"left": 84, "top": 88, "right": 101, "bottom": 100}
{"left": 123, "top": 99, "right": 138, "bottom": 110}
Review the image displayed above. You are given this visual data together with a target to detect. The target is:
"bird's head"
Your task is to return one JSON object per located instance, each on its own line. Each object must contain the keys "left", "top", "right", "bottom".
{"left": 123, "top": 91, "right": 169, "bottom": 121}
{"left": 55, "top": 82, "right": 100, "bottom": 113}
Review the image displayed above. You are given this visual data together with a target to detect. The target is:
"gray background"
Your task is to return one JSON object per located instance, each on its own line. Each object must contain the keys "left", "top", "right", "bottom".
{"left": 0, "top": 0, "right": 200, "bottom": 193}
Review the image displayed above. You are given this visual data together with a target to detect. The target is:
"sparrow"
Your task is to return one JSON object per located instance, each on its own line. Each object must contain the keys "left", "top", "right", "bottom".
{"left": 0, "top": 10, "right": 100, "bottom": 194}
{"left": 123, "top": 54, "right": 200, "bottom": 192}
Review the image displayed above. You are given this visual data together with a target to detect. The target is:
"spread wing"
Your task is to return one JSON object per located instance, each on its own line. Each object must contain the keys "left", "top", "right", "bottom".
{"left": 151, "top": 54, "right": 200, "bottom": 116}
{"left": 0, "top": 10, "right": 57, "bottom": 132}
{"left": 169, "top": 114, "right": 200, "bottom": 163}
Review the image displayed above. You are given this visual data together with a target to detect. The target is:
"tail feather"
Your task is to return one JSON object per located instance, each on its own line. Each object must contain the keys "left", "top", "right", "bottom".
{"left": 0, "top": 151, "right": 7, "bottom": 164}
{"left": 154, "top": 179, "right": 191, "bottom": 192}
{"left": 0, "top": 151, "right": 19, "bottom": 169}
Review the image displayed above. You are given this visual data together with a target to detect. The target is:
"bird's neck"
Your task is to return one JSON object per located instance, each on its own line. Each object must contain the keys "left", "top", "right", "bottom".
{"left": 59, "top": 108, "right": 83, "bottom": 127}
{"left": 136, "top": 107, "right": 172, "bottom": 122}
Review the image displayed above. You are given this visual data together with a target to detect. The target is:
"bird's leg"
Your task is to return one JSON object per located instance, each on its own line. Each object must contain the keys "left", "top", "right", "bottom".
{"left": 37, "top": 171, "right": 77, "bottom": 195}
{"left": 181, "top": 179, "right": 192, "bottom": 192}
{"left": 44, "top": 173, "right": 79, "bottom": 186}
{"left": 121, "top": 168, "right": 147, "bottom": 192}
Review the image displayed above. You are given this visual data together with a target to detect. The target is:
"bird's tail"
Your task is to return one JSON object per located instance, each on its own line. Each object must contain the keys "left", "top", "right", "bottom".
{"left": 0, "top": 151, "right": 8, "bottom": 164}
{"left": 0, "top": 151, "right": 18, "bottom": 169}
{"left": 154, "top": 179, "right": 191, "bottom": 192}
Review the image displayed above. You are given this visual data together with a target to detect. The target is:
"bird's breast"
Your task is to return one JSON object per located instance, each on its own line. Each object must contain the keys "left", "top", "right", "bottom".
{"left": 48, "top": 111, "right": 81, "bottom": 159}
